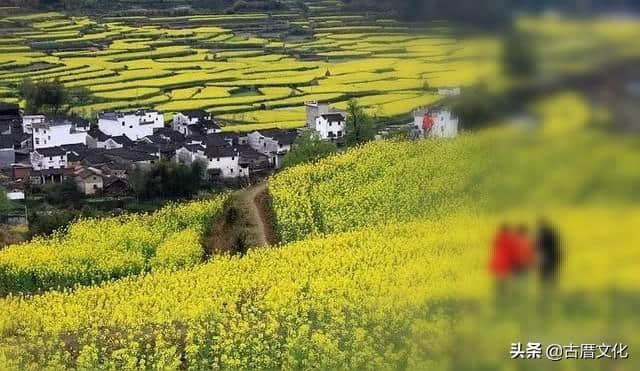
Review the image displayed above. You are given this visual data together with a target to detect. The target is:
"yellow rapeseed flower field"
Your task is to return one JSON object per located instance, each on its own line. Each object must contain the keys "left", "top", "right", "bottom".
{"left": 0, "top": 195, "right": 228, "bottom": 295}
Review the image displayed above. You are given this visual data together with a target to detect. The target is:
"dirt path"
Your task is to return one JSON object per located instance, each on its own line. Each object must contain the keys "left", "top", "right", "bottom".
{"left": 241, "top": 182, "right": 270, "bottom": 246}
{"left": 204, "top": 182, "right": 276, "bottom": 257}
{"left": 239, "top": 181, "right": 279, "bottom": 247}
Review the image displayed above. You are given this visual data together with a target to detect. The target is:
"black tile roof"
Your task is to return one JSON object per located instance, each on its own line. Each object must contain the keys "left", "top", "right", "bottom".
{"left": 235, "top": 144, "right": 267, "bottom": 160}
{"left": 321, "top": 113, "right": 345, "bottom": 122}
{"left": 110, "top": 135, "right": 134, "bottom": 147}
{"left": 0, "top": 135, "right": 14, "bottom": 149}
{"left": 36, "top": 147, "right": 66, "bottom": 157}
{"left": 259, "top": 129, "right": 299, "bottom": 145}
{"left": 204, "top": 134, "right": 229, "bottom": 148}
{"left": 0, "top": 104, "right": 19, "bottom": 117}
{"left": 201, "top": 119, "right": 221, "bottom": 130}
{"left": 61, "top": 143, "right": 89, "bottom": 153}
{"left": 81, "top": 150, "right": 110, "bottom": 165}
{"left": 154, "top": 127, "right": 186, "bottom": 142}
{"left": 104, "top": 148, "right": 157, "bottom": 162}
{"left": 88, "top": 128, "right": 110, "bottom": 142}
{"left": 182, "top": 144, "right": 205, "bottom": 153}
{"left": 204, "top": 145, "right": 237, "bottom": 159}
{"left": 34, "top": 114, "right": 89, "bottom": 128}
{"left": 181, "top": 110, "right": 210, "bottom": 120}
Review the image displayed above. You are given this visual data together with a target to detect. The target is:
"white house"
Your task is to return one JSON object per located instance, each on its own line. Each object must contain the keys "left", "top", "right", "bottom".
{"left": 305, "top": 102, "right": 331, "bottom": 130}
{"left": 305, "top": 102, "right": 347, "bottom": 141}
{"left": 32, "top": 116, "right": 89, "bottom": 149}
{"left": 172, "top": 110, "right": 221, "bottom": 136}
{"left": 247, "top": 129, "right": 298, "bottom": 168}
{"left": 73, "top": 166, "right": 104, "bottom": 195}
{"left": 203, "top": 146, "right": 247, "bottom": 179}
{"left": 30, "top": 147, "right": 68, "bottom": 171}
{"left": 315, "top": 113, "right": 346, "bottom": 141}
{"left": 413, "top": 108, "right": 458, "bottom": 138}
{"left": 98, "top": 110, "right": 164, "bottom": 141}
{"left": 22, "top": 115, "right": 45, "bottom": 134}
{"left": 174, "top": 144, "right": 205, "bottom": 166}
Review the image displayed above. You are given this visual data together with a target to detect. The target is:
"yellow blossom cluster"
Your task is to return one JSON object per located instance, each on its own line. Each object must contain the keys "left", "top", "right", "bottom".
{"left": 0, "top": 195, "right": 229, "bottom": 295}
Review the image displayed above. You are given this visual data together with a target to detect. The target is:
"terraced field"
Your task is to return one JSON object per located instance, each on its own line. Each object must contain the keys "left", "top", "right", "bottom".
{"left": 2, "top": 4, "right": 640, "bottom": 131}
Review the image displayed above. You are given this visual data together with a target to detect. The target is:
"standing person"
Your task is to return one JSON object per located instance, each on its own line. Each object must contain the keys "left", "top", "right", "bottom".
{"left": 513, "top": 224, "right": 535, "bottom": 275}
{"left": 490, "top": 224, "right": 516, "bottom": 298}
{"left": 422, "top": 112, "right": 434, "bottom": 138}
{"left": 536, "top": 219, "right": 561, "bottom": 286}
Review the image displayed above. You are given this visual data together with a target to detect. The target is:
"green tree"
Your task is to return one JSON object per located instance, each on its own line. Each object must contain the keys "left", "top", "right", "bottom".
{"left": 131, "top": 161, "right": 206, "bottom": 200}
{"left": 282, "top": 131, "right": 337, "bottom": 168}
{"left": 68, "top": 86, "right": 92, "bottom": 106}
{"left": 19, "top": 78, "right": 69, "bottom": 114}
{"left": 345, "top": 100, "right": 376, "bottom": 146}
{"left": 44, "top": 179, "right": 84, "bottom": 208}
{"left": 0, "top": 188, "right": 13, "bottom": 213}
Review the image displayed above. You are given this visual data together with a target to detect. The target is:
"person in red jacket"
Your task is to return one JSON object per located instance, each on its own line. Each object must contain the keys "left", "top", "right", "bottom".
{"left": 513, "top": 224, "right": 535, "bottom": 275}
{"left": 490, "top": 224, "right": 516, "bottom": 279}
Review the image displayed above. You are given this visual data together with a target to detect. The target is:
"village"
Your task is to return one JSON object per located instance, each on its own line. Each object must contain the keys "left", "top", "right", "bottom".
{"left": 0, "top": 101, "right": 458, "bottom": 203}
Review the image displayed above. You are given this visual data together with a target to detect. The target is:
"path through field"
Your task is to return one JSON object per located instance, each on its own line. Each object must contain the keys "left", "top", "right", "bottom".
{"left": 204, "top": 182, "right": 277, "bottom": 257}
{"left": 241, "top": 182, "right": 270, "bottom": 247}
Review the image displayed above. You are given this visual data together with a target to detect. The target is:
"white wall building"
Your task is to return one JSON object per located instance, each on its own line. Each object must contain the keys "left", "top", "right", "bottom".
{"left": 413, "top": 108, "right": 459, "bottom": 138}
{"left": 247, "top": 129, "right": 297, "bottom": 168}
{"left": 203, "top": 146, "right": 247, "bottom": 179}
{"left": 22, "top": 115, "right": 45, "bottom": 134}
{"left": 315, "top": 113, "right": 346, "bottom": 141}
{"left": 98, "top": 110, "right": 164, "bottom": 141}
{"left": 305, "top": 102, "right": 331, "bottom": 130}
{"left": 172, "top": 111, "right": 220, "bottom": 136}
{"left": 30, "top": 147, "right": 68, "bottom": 171}
{"left": 32, "top": 116, "right": 89, "bottom": 149}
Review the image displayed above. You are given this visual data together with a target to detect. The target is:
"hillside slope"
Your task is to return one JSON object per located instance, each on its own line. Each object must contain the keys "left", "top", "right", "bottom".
{"left": 0, "top": 92, "right": 639, "bottom": 369}
{"left": 269, "top": 92, "right": 640, "bottom": 242}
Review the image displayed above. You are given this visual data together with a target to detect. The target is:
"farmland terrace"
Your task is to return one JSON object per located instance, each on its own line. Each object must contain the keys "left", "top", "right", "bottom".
{"left": 2, "top": 4, "right": 640, "bottom": 132}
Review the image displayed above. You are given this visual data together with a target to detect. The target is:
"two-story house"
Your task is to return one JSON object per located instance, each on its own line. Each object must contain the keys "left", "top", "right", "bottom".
{"left": 30, "top": 147, "right": 68, "bottom": 171}
{"left": 315, "top": 113, "right": 346, "bottom": 141}
{"left": 98, "top": 110, "right": 164, "bottom": 141}
{"left": 32, "top": 115, "right": 89, "bottom": 149}
{"left": 203, "top": 146, "right": 248, "bottom": 179}
{"left": 172, "top": 110, "right": 221, "bottom": 136}
{"left": 247, "top": 129, "right": 298, "bottom": 168}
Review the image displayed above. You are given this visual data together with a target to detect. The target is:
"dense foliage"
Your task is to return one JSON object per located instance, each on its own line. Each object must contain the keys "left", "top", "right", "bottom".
{"left": 281, "top": 131, "right": 337, "bottom": 169}
{"left": 344, "top": 99, "right": 376, "bottom": 146}
{"left": 129, "top": 161, "right": 206, "bottom": 200}
{"left": 19, "top": 78, "right": 91, "bottom": 114}
{"left": 0, "top": 195, "right": 228, "bottom": 295}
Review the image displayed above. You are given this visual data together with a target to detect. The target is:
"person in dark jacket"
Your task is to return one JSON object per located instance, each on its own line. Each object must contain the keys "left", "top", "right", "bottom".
{"left": 535, "top": 219, "right": 562, "bottom": 286}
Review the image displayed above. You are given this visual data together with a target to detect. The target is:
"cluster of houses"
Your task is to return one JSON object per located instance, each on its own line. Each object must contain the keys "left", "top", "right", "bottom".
{"left": 0, "top": 97, "right": 457, "bottom": 197}
{"left": 0, "top": 104, "right": 312, "bottom": 196}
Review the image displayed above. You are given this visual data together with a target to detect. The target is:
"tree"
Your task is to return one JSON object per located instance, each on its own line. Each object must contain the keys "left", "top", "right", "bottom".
{"left": 0, "top": 188, "right": 13, "bottom": 213}
{"left": 282, "top": 131, "right": 337, "bottom": 168}
{"left": 131, "top": 161, "right": 205, "bottom": 200}
{"left": 345, "top": 100, "right": 376, "bottom": 146}
{"left": 68, "top": 86, "right": 92, "bottom": 106}
{"left": 44, "top": 179, "right": 84, "bottom": 208}
{"left": 19, "top": 78, "right": 68, "bottom": 114}
{"left": 502, "top": 29, "right": 537, "bottom": 79}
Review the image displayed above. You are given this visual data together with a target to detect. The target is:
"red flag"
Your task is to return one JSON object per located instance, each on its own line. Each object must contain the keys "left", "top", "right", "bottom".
{"left": 422, "top": 113, "right": 434, "bottom": 131}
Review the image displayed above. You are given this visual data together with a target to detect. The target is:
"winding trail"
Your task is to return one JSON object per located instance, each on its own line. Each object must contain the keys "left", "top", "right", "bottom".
{"left": 239, "top": 182, "right": 272, "bottom": 247}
